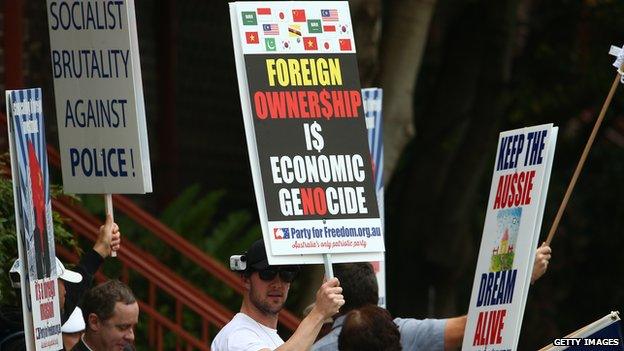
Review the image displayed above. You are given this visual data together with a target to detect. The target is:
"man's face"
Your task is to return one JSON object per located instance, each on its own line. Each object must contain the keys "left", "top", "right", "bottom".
{"left": 247, "top": 271, "right": 291, "bottom": 315}
{"left": 90, "top": 302, "right": 139, "bottom": 351}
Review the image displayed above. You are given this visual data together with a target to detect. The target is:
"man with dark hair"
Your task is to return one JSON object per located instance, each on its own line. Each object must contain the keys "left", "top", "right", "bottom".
{"left": 313, "top": 262, "right": 453, "bottom": 351}
{"left": 71, "top": 280, "right": 138, "bottom": 351}
{"left": 211, "top": 239, "right": 345, "bottom": 351}
{"left": 313, "top": 245, "right": 552, "bottom": 351}
{"left": 338, "top": 305, "right": 402, "bottom": 351}
{"left": 333, "top": 263, "right": 378, "bottom": 313}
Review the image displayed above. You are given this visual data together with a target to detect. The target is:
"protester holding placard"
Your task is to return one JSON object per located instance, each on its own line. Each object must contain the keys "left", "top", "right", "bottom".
{"left": 61, "top": 214, "right": 121, "bottom": 323}
{"left": 15, "top": 214, "right": 122, "bottom": 325}
{"left": 462, "top": 124, "right": 558, "bottom": 350}
{"left": 211, "top": 240, "right": 345, "bottom": 351}
{"left": 6, "top": 215, "right": 121, "bottom": 351}
{"left": 313, "top": 246, "right": 552, "bottom": 351}
{"left": 531, "top": 242, "right": 552, "bottom": 284}
{"left": 313, "top": 263, "right": 456, "bottom": 351}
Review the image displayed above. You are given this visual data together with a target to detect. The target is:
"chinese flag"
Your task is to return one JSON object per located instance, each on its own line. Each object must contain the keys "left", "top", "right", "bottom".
{"left": 292, "top": 9, "right": 306, "bottom": 22}
{"left": 304, "top": 37, "right": 318, "bottom": 50}
{"left": 339, "top": 38, "right": 352, "bottom": 51}
{"left": 246, "top": 31, "right": 259, "bottom": 44}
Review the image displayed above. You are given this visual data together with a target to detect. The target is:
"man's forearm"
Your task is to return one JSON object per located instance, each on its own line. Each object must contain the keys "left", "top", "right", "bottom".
{"left": 444, "top": 315, "right": 467, "bottom": 350}
{"left": 275, "top": 310, "right": 326, "bottom": 351}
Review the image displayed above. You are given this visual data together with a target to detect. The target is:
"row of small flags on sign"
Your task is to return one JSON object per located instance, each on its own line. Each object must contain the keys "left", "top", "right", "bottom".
{"left": 242, "top": 7, "right": 351, "bottom": 52}
{"left": 245, "top": 32, "right": 352, "bottom": 52}
{"left": 242, "top": 8, "right": 339, "bottom": 25}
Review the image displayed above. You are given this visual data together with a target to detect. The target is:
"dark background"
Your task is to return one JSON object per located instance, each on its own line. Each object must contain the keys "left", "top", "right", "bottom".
{"left": 2, "top": 0, "right": 624, "bottom": 349}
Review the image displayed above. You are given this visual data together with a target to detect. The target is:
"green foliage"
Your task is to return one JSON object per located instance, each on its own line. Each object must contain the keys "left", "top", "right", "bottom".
{"left": 0, "top": 154, "right": 80, "bottom": 305}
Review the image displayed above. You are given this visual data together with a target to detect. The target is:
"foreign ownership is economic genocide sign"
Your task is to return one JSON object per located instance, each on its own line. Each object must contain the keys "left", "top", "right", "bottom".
{"left": 462, "top": 124, "right": 558, "bottom": 351}
{"left": 7, "top": 89, "right": 63, "bottom": 351}
{"left": 46, "top": 0, "right": 152, "bottom": 194}
{"left": 230, "top": 1, "right": 384, "bottom": 264}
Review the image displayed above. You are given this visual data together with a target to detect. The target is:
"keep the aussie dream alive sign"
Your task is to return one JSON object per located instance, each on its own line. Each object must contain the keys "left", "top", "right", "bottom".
{"left": 462, "top": 124, "right": 558, "bottom": 351}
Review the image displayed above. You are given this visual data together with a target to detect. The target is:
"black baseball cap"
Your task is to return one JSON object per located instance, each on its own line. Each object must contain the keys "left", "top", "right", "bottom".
{"left": 245, "top": 239, "right": 270, "bottom": 271}
{"left": 243, "top": 239, "right": 300, "bottom": 272}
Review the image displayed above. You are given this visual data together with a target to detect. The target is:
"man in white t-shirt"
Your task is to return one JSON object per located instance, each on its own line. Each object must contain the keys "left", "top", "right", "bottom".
{"left": 211, "top": 239, "right": 344, "bottom": 351}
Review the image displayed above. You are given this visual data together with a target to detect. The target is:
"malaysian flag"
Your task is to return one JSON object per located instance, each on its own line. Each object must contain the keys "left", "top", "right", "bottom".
{"left": 321, "top": 9, "right": 338, "bottom": 21}
{"left": 263, "top": 23, "right": 279, "bottom": 35}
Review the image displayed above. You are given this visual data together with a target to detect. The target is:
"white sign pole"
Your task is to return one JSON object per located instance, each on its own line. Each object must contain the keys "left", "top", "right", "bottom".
{"left": 323, "top": 253, "right": 334, "bottom": 279}
{"left": 104, "top": 194, "right": 116, "bottom": 257}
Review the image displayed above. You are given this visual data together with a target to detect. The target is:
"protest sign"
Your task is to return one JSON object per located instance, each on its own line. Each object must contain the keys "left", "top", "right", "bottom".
{"left": 46, "top": 0, "right": 151, "bottom": 194}
{"left": 462, "top": 124, "right": 558, "bottom": 351}
{"left": 362, "top": 87, "right": 386, "bottom": 306}
{"left": 230, "top": 1, "right": 384, "bottom": 265}
{"left": 6, "top": 89, "right": 62, "bottom": 351}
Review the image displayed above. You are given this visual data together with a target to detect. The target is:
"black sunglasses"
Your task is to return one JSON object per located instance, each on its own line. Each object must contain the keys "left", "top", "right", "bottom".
{"left": 257, "top": 268, "right": 299, "bottom": 283}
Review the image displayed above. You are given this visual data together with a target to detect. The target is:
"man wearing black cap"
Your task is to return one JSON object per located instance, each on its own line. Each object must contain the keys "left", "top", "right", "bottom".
{"left": 211, "top": 239, "right": 345, "bottom": 351}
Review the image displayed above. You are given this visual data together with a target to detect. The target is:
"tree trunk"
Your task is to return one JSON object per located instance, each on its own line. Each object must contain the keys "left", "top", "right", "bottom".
{"left": 375, "top": 0, "right": 438, "bottom": 184}
{"left": 386, "top": 0, "right": 521, "bottom": 318}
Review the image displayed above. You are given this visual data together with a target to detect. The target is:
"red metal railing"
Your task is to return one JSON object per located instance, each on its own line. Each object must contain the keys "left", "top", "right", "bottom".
{"left": 52, "top": 198, "right": 235, "bottom": 326}
{"left": 2, "top": 156, "right": 231, "bottom": 348}
{"left": 56, "top": 246, "right": 211, "bottom": 351}
{"left": 2, "top": 107, "right": 301, "bottom": 349}
{"left": 42, "top": 133, "right": 301, "bottom": 331}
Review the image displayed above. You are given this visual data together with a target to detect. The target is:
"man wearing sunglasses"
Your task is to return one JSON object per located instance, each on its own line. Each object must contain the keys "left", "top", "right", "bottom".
{"left": 211, "top": 239, "right": 345, "bottom": 351}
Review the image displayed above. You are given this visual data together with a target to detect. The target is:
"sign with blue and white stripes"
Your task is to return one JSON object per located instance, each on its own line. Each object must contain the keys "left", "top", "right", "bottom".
{"left": 7, "top": 88, "right": 63, "bottom": 351}
{"left": 362, "top": 87, "right": 386, "bottom": 307}
{"left": 363, "top": 88, "right": 383, "bottom": 197}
